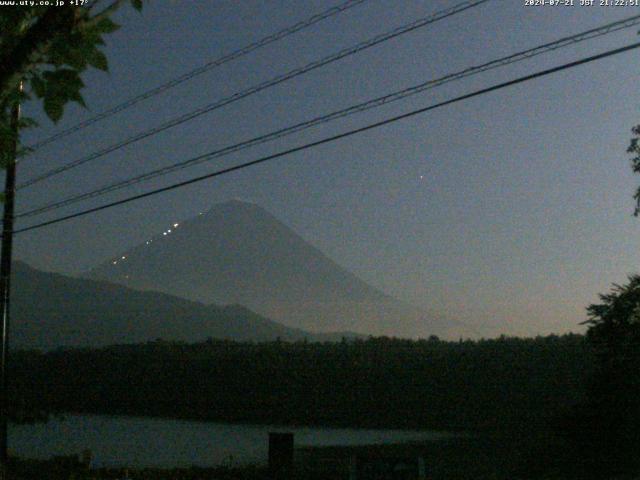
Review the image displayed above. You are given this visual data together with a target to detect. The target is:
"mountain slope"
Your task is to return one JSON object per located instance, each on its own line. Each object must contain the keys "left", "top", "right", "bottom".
{"left": 88, "top": 200, "right": 457, "bottom": 338}
{"left": 11, "top": 261, "right": 335, "bottom": 350}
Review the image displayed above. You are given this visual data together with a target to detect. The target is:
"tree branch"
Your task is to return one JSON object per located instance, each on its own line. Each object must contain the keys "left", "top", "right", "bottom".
{"left": 0, "top": 7, "right": 76, "bottom": 97}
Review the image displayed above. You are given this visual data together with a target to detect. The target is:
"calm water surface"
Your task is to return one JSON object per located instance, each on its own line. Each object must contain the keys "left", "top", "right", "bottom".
{"left": 9, "top": 414, "right": 453, "bottom": 467}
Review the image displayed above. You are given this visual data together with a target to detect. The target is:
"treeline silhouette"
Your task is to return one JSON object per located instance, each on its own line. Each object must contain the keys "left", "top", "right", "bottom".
{"left": 10, "top": 334, "right": 591, "bottom": 431}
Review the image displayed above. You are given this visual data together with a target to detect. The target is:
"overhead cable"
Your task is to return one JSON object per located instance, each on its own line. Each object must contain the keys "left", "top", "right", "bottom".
{"left": 23, "top": 0, "right": 370, "bottom": 153}
{"left": 16, "top": 13, "right": 640, "bottom": 219}
{"left": 13, "top": 41, "right": 640, "bottom": 235}
{"left": 17, "top": 0, "right": 490, "bottom": 189}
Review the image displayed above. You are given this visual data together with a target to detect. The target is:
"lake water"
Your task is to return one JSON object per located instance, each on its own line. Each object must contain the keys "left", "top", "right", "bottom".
{"left": 9, "top": 414, "right": 453, "bottom": 468}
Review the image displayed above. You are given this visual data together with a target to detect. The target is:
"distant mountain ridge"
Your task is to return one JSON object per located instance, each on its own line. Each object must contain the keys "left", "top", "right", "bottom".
{"left": 11, "top": 261, "right": 358, "bottom": 350}
{"left": 88, "top": 200, "right": 460, "bottom": 338}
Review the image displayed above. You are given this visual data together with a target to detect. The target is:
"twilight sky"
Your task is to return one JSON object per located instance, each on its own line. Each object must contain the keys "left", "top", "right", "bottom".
{"left": 10, "top": 0, "right": 640, "bottom": 337}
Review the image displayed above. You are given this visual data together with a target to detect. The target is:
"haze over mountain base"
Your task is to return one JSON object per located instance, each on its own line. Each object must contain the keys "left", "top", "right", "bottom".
{"left": 88, "top": 200, "right": 469, "bottom": 339}
{"left": 11, "top": 261, "right": 359, "bottom": 350}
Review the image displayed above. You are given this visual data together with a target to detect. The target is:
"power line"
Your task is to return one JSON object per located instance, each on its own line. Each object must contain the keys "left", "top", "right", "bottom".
{"left": 16, "top": 13, "right": 640, "bottom": 220}
{"left": 13, "top": 41, "right": 640, "bottom": 236}
{"left": 23, "top": 0, "right": 369, "bottom": 153}
{"left": 17, "top": 0, "right": 490, "bottom": 190}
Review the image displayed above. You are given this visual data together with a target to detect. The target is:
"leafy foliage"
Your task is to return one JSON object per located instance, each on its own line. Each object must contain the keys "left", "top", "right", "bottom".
{"left": 627, "top": 124, "right": 640, "bottom": 216}
{"left": 0, "top": 0, "right": 143, "bottom": 168}
{"left": 558, "top": 278, "right": 640, "bottom": 477}
{"left": 585, "top": 275, "right": 640, "bottom": 354}
{"left": 10, "top": 334, "right": 589, "bottom": 432}
{"left": 572, "top": 277, "right": 640, "bottom": 474}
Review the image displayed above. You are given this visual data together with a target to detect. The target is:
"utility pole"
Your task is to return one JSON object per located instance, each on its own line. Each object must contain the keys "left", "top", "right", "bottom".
{"left": 0, "top": 82, "right": 22, "bottom": 479}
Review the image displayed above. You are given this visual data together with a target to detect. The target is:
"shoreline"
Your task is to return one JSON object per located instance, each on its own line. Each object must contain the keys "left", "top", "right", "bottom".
{"left": 8, "top": 433, "right": 554, "bottom": 480}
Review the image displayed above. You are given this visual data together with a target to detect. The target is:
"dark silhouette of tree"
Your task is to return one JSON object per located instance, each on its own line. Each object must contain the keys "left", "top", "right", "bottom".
{"left": 571, "top": 277, "right": 640, "bottom": 475}
{"left": 10, "top": 334, "right": 589, "bottom": 432}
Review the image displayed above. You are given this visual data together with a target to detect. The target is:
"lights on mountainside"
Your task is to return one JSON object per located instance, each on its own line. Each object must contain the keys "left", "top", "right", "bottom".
{"left": 113, "top": 221, "right": 180, "bottom": 263}
{"left": 160, "top": 223, "right": 178, "bottom": 236}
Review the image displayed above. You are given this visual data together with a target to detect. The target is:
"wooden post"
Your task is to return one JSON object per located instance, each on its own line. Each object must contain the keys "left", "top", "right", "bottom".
{"left": 0, "top": 81, "right": 21, "bottom": 480}
{"left": 268, "top": 432, "right": 294, "bottom": 478}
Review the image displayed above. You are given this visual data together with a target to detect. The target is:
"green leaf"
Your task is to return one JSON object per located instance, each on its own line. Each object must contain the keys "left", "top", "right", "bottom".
{"left": 31, "top": 75, "right": 46, "bottom": 98}
{"left": 64, "top": 50, "right": 88, "bottom": 70}
{"left": 130, "top": 0, "right": 143, "bottom": 11}
{"left": 44, "top": 68, "right": 85, "bottom": 94}
{"left": 49, "top": 35, "right": 89, "bottom": 69}
{"left": 87, "top": 49, "right": 108, "bottom": 72}
{"left": 43, "top": 96, "right": 65, "bottom": 123}
{"left": 95, "top": 17, "right": 120, "bottom": 34}
{"left": 18, "top": 117, "right": 38, "bottom": 129}
{"left": 69, "top": 89, "right": 87, "bottom": 108}
{"left": 39, "top": 69, "right": 87, "bottom": 121}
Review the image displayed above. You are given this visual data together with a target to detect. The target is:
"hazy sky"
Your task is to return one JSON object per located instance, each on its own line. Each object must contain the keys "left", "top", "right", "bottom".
{"left": 11, "top": 0, "right": 640, "bottom": 337}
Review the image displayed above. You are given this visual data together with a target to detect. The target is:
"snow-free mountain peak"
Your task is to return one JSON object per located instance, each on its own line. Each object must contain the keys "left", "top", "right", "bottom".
{"left": 88, "top": 202, "right": 460, "bottom": 338}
